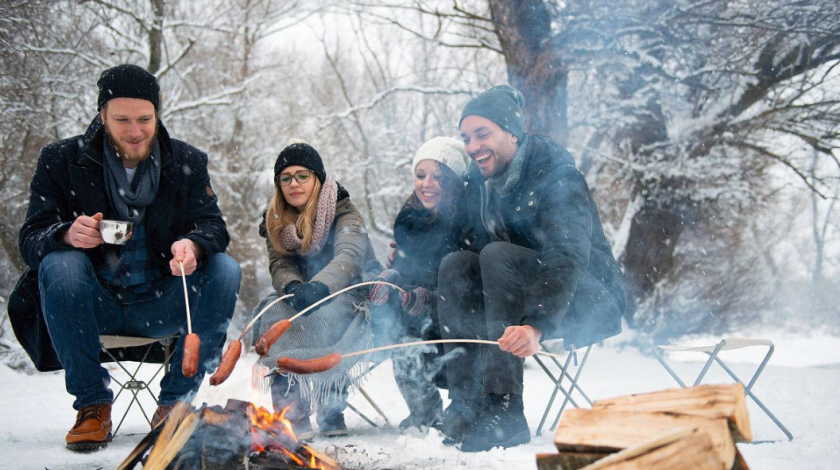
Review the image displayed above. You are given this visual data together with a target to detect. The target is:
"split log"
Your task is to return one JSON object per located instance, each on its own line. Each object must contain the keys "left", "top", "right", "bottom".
{"left": 536, "top": 451, "right": 610, "bottom": 470}
{"left": 555, "top": 409, "right": 736, "bottom": 469}
{"left": 592, "top": 384, "right": 751, "bottom": 442}
{"left": 578, "top": 428, "right": 724, "bottom": 470}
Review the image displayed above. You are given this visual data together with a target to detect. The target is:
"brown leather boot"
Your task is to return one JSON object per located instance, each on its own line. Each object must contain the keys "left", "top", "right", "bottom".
{"left": 151, "top": 404, "right": 175, "bottom": 429}
{"left": 65, "top": 403, "right": 112, "bottom": 451}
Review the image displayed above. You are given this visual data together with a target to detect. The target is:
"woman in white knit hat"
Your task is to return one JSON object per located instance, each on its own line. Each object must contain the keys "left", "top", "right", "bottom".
{"left": 369, "top": 136, "right": 471, "bottom": 431}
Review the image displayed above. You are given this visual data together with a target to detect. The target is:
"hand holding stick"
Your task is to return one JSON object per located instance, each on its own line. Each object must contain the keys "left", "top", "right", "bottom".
{"left": 179, "top": 261, "right": 200, "bottom": 378}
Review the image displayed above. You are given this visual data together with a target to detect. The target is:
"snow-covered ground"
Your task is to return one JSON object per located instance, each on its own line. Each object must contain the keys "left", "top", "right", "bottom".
{"left": 1, "top": 329, "right": 838, "bottom": 469}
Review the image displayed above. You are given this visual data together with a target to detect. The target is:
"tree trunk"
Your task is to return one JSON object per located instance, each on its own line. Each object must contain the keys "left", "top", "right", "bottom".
{"left": 148, "top": 0, "right": 164, "bottom": 74}
{"left": 488, "top": 0, "right": 569, "bottom": 143}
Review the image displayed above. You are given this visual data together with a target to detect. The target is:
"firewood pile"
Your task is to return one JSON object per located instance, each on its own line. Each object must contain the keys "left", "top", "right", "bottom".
{"left": 536, "top": 384, "right": 752, "bottom": 470}
{"left": 117, "top": 400, "right": 340, "bottom": 470}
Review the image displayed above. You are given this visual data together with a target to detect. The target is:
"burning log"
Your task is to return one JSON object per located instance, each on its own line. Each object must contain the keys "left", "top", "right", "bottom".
{"left": 538, "top": 384, "right": 752, "bottom": 470}
{"left": 118, "top": 399, "right": 341, "bottom": 470}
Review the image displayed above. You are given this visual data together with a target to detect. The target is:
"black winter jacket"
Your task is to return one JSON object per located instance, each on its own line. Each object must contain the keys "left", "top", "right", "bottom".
{"left": 464, "top": 134, "right": 625, "bottom": 348}
{"left": 390, "top": 199, "right": 468, "bottom": 291}
{"left": 8, "top": 116, "right": 230, "bottom": 371}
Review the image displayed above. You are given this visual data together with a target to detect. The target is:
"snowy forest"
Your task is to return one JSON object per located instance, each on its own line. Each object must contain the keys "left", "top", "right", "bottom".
{"left": 1, "top": 0, "right": 839, "bottom": 345}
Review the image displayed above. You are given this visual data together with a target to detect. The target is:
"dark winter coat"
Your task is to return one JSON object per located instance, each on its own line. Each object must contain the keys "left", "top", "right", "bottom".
{"left": 8, "top": 116, "right": 230, "bottom": 371}
{"left": 464, "top": 134, "right": 625, "bottom": 348}
{"left": 390, "top": 199, "right": 469, "bottom": 291}
{"left": 258, "top": 186, "right": 379, "bottom": 294}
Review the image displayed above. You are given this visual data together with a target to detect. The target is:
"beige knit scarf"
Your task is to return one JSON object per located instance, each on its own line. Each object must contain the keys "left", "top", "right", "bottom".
{"left": 279, "top": 177, "right": 338, "bottom": 256}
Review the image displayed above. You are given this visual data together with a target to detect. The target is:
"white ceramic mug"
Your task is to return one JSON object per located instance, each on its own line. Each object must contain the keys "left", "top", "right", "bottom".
{"left": 100, "top": 220, "right": 134, "bottom": 245}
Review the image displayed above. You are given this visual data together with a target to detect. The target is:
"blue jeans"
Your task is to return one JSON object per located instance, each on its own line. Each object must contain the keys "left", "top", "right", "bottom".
{"left": 39, "top": 250, "right": 241, "bottom": 409}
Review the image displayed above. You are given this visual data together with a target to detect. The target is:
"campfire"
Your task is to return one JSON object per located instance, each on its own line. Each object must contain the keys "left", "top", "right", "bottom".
{"left": 118, "top": 400, "right": 340, "bottom": 470}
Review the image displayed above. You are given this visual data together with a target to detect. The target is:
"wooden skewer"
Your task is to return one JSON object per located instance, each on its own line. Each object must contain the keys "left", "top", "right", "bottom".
{"left": 288, "top": 280, "right": 405, "bottom": 322}
{"left": 341, "top": 339, "right": 566, "bottom": 360}
{"left": 178, "top": 261, "right": 192, "bottom": 335}
{"left": 237, "top": 294, "right": 294, "bottom": 342}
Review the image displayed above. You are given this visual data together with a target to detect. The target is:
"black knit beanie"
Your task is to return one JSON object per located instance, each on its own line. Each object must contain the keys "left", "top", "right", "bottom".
{"left": 274, "top": 142, "right": 327, "bottom": 184}
{"left": 97, "top": 64, "right": 160, "bottom": 111}
{"left": 459, "top": 85, "right": 526, "bottom": 139}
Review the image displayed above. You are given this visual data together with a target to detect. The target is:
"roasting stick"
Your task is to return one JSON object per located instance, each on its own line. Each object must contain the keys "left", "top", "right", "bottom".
{"left": 178, "top": 261, "right": 192, "bottom": 335}
{"left": 274, "top": 339, "right": 568, "bottom": 376}
{"left": 255, "top": 280, "right": 406, "bottom": 356}
{"left": 288, "top": 280, "right": 405, "bottom": 322}
{"left": 238, "top": 294, "right": 294, "bottom": 341}
{"left": 209, "top": 296, "right": 296, "bottom": 386}
{"left": 341, "top": 339, "right": 566, "bottom": 360}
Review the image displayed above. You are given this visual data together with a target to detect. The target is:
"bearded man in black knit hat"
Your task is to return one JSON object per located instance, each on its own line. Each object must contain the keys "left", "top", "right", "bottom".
{"left": 435, "top": 85, "right": 626, "bottom": 452}
{"left": 8, "top": 64, "right": 241, "bottom": 451}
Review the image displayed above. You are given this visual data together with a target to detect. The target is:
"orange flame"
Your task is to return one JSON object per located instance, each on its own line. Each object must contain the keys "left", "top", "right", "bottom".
{"left": 247, "top": 403, "right": 332, "bottom": 469}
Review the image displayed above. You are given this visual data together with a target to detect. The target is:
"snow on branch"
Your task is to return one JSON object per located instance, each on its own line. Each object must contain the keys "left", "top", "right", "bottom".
{"left": 21, "top": 45, "right": 110, "bottom": 69}
{"left": 318, "top": 86, "right": 474, "bottom": 129}
{"left": 162, "top": 77, "right": 257, "bottom": 118}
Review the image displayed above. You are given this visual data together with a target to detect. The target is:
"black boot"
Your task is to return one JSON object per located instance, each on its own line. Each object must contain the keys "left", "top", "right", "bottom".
{"left": 399, "top": 389, "right": 444, "bottom": 431}
{"left": 460, "top": 393, "right": 530, "bottom": 452}
{"left": 441, "top": 396, "right": 484, "bottom": 446}
{"left": 316, "top": 383, "right": 349, "bottom": 437}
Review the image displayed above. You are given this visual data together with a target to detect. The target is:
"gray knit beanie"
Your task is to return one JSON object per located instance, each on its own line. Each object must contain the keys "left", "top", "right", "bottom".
{"left": 411, "top": 136, "right": 469, "bottom": 177}
{"left": 459, "top": 85, "right": 526, "bottom": 139}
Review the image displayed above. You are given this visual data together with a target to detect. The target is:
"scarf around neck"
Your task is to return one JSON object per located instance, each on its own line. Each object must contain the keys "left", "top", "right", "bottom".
{"left": 102, "top": 134, "right": 161, "bottom": 224}
{"left": 279, "top": 177, "right": 339, "bottom": 256}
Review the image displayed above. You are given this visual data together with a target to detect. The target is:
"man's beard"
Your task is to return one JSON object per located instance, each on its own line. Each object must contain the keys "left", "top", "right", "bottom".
{"left": 104, "top": 124, "right": 157, "bottom": 165}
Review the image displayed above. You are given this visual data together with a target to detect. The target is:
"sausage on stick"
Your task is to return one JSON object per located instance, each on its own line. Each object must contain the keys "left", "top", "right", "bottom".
{"left": 178, "top": 261, "right": 200, "bottom": 378}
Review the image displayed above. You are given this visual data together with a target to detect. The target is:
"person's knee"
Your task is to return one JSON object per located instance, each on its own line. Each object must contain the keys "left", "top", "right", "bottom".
{"left": 39, "top": 250, "right": 94, "bottom": 285}
{"left": 438, "top": 251, "right": 478, "bottom": 284}
{"left": 203, "top": 253, "right": 242, "bottom": 287}
{"left": 479, "top": 242, "right": 516, "bottom": 264}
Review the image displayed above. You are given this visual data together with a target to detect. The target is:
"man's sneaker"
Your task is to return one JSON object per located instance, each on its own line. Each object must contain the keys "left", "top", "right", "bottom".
{"left": 151, "top": 404, "right": 175, "bottom": 429}
{"left": 318, "top": 411, "right": 348, "bottom": 437}
{"left": 65, "top": 403, "right": 113, "bottom": 451}
{"left": 460, "top": 393, "right": 530, "bottom": 452}
{"left": 440, "top": 397, "right": 483, "bottom": 446}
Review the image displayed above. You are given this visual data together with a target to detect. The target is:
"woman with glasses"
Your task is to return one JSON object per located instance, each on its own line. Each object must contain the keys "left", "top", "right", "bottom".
{"left": 253, "top": 140, "right": 379, "bottom": 438}
{"left": 369, "top": 136, "right": 470, "bottom": 432}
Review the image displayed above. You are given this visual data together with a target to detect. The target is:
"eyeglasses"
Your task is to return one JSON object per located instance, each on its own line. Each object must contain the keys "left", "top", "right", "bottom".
{"left": 276, "top": 170, "right": 313, "bottom": 186}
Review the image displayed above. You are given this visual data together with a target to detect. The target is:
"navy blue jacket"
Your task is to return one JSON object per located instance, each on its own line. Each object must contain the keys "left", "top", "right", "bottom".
{"left": 8, "top": 116, "right": 230, "bottom": 371}
{"left": 464, "top": 134, "right": 625, "bottom": 348}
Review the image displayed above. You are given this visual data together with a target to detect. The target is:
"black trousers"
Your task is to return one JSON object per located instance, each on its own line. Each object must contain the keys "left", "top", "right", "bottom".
{"left": 437, "top": 242, "right": 540, "bottom": 400}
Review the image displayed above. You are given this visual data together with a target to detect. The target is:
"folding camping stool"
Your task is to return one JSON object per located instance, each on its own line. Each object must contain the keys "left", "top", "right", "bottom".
{"left": 99, "top": 335, "right": 177, "bottom": 436}
{"left": 532, "top": 340, "right": 593, "bottom": 437}
{"left": 345, "top": 355, "right": 392, "bottom": 429}
{"left": 654, "top": 337, "right": 793, "bottom": 441}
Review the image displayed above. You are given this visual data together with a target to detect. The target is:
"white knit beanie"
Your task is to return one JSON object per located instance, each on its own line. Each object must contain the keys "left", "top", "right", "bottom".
{"left": 411, "top": 136, "right": 469, "bottom": 177}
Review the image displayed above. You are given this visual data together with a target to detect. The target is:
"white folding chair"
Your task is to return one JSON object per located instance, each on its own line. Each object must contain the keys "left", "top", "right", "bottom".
{"left": 99, "top": 335, "right": 177, "bottom": 436}
{"left": 532, "top": 340, "right": 594, "bottom": 437}
{"left": 654, "top": 337, "right": 793, "bottom": 441}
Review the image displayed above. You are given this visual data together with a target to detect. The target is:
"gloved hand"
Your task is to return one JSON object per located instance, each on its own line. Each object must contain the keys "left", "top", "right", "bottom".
{"left": 284, "top": 281, "right": 330, "bottom": 315}
{"left": 370, "top": 269, "right": 401, "bottom": 306}
{"left": 400, "top": 286, "right": 432, "bottom": 316}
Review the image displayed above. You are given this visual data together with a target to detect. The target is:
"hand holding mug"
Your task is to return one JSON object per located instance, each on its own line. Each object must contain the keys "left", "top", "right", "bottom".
{"left": 63, "top": 212, "right": 104, "bottom": 249}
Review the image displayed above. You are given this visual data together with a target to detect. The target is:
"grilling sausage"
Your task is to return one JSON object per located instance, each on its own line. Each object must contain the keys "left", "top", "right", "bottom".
{"left": 182, "top": 333, "right": 200, "bottom": 377}
{"left": 209, "top": 339, "right": 241, "bottom": 386}
{"left": 255, "top": 319, "right": 291, "bottom": 356}
{"left": 277, "top": 353, "right": 342, "bottom": 374}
